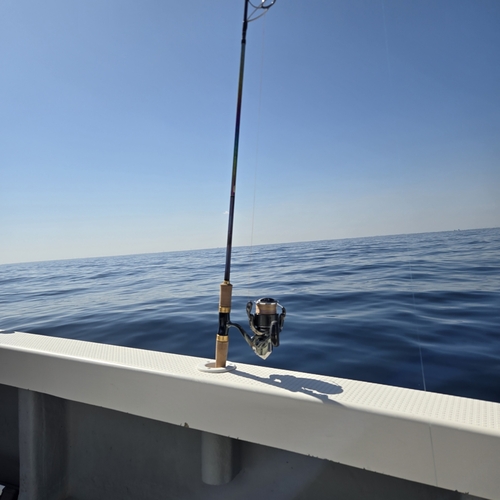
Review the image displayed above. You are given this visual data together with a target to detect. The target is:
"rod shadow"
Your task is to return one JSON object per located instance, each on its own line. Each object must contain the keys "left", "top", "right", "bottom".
{"left": 230, "top": 369, "right": 343, "bottom": 404}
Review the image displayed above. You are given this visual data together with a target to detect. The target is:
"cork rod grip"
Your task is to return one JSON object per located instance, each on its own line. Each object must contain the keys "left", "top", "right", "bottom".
{"left": 215, "top": 335, "right": 229, "bottom": 368}
{"left": 219, "top": 281, "right": 233, "bottom": 313}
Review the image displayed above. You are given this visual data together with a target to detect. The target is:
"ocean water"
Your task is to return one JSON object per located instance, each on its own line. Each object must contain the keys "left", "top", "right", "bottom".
{"left": 1, "top": 227, "right": 499, "bottom": 403}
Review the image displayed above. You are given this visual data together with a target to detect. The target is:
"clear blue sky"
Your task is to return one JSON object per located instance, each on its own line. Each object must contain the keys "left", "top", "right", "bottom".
{"left": 1, "top": 0, "right": 499, "bottom": 264}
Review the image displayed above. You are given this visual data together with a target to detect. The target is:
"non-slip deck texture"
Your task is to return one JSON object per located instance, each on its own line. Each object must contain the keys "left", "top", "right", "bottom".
{"left": 1, "top": 331, "right": 498, "bottom": 431}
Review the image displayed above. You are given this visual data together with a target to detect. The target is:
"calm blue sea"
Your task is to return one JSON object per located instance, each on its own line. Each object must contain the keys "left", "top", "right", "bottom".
{"left": 1, "top": 228, "right": 499, "bottom": 403}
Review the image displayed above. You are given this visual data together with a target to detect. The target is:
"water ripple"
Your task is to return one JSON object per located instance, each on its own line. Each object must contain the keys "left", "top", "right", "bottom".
{"left": 1, "top": 228, "right": 499, "bottom": 403}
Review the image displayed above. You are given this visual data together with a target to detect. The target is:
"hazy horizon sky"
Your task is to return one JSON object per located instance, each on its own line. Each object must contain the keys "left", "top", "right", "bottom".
{"left": 1, "top": 0, "right": 499, "bottom": 265}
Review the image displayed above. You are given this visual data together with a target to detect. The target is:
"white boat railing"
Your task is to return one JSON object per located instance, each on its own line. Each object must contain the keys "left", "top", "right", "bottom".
{"left": 0, "top": 331, "right": 498, "bottom": 499}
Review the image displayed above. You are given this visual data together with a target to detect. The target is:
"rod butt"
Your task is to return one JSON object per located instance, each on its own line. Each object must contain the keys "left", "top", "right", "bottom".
{"left": 215, "top": 335, "right": 229, "bottom": 368}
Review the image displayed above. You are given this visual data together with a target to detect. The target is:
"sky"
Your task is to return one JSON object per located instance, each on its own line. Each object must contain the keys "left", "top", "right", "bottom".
{"left": 1, "top": 0, "right": 499, "bottom": 264}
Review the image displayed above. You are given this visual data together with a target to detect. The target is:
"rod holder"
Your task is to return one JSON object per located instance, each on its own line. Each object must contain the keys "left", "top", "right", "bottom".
{"left": 201, "top": 432, "right": 240, "bottom": 485}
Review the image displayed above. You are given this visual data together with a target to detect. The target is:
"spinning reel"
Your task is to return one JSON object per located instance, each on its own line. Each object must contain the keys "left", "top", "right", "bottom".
{"left": 215, "top": 281, "right": 286, "bottom": 366}
{"left": 231, "top": 298, "right": 286, "bottom": 360}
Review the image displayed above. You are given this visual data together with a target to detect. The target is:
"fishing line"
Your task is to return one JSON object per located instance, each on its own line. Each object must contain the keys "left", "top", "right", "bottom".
{"left": 382, "top": 0, "right": 437, "bottom": 484}
{"left": 382, "top": 0, "right": 428, "bottom": 392}
{"left": 406, "top": 238, "right": 438, "bottom": 486}
{"left": 407, "top": 251, "right": 427, "bottom": 392}
{"left": 381, "top": 0, "right": 428, "bottom": 392}
{"left": 381, "top": 0, "right": 392, "bottom": 80}
{"left": 246, "top": 13, "right": 267, "bottom": 301}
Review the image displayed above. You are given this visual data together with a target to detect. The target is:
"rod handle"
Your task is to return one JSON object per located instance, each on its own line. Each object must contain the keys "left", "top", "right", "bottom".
{"left": 219, "top": 281, "right": 233, "bottom": 313}
{"left": 215, "top": 334, "right": 229, "bottom": 368}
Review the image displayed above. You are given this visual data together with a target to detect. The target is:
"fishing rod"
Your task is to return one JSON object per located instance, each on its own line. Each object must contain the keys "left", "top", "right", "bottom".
{"left": 215, "top": 0, "right": 286, "bottom": 368}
